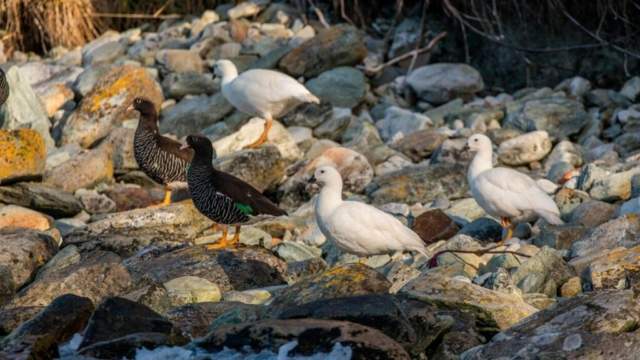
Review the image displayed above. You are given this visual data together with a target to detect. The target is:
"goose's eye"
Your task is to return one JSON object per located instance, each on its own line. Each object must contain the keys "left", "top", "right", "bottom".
{"left": 474, "top": 138, "right": 478, "bottom": 142}
{"left": 320, "top": 170, "right": 325, "bottom": 174}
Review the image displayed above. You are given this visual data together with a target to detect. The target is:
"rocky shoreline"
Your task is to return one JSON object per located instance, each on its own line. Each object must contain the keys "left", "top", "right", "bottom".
{"left": 1, "top": 1, "right": 640, "bottom": 359}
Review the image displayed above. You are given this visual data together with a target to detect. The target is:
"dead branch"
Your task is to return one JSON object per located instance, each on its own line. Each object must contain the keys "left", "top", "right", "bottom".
{"left": 308, "top": 0, "right": 330, "bottom": 28}
{"left": 381, "top": 0, "right": 404, "bottom": 62}
{"left": 339, "top": 0, "right": 355, "bottom": 26}
{"left": 361, "top": 31, "right": 447, "bottom": 75}
{"left": 92, "top": 12, "right": 181, "bottom": 20}
{"left": 406, "top": 0, "right": 431, "bottom": 75}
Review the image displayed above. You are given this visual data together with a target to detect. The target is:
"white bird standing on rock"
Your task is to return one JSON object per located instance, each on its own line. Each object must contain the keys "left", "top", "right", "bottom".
{"left": 312, "top": 166, "right": 429, "bottom": 259}
{"left": 214, "top": 59, "right": 320, "bottom": 148}
{"left": 466, "top": 134, "right": 563, "bottom": 241}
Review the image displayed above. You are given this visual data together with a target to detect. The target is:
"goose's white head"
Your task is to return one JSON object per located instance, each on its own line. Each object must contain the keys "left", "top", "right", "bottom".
{"left": 466, "top": 133, "right": 493, "bottom": 153}
{"left": 213, "top": 59, "right": 238, "bottom": 79}
{"left": 312, "top": 166, "right": 342, "bottom": 188}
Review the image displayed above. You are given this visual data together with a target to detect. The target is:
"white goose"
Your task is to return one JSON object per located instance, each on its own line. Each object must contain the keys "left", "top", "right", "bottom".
{"left": 312, "top": 166, "right": 429, "bottom": 258}
{"left": 214, "top": 60, "right": 320, "bottom": 148}
{"left": 466, "top": 134, "right": 563, "bottom": 240}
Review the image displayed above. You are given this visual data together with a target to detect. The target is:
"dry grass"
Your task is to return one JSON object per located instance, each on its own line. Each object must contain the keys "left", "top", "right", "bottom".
{"left": 0, "top": 0, "right": 102, "bottom": 54}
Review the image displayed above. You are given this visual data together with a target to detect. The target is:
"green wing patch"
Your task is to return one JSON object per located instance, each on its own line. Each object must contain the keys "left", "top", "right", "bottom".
{"left": 235, "top": 202, "right": 253, "bottom": 215}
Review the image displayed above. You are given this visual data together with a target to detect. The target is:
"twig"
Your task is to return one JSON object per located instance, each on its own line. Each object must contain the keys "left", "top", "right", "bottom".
{"left": 308, "top": 0, "right": 330, "bottom": 28}
{"left": 361, "top": 31, "right": 447, "bottom": 75}
{"left": 92, "top": 12, "right": 181, "bottom": 20}
{"left": 381, "top": 0, "right": 404, "bottom": 61}
{"left": 153, "top": 0, "right": 175, "bottom": 17}
{"left": 339, "top": 0, "right": 355, "bottom": 25}
{"left": 405, "top": 0, "right": 431, "bottom": 83}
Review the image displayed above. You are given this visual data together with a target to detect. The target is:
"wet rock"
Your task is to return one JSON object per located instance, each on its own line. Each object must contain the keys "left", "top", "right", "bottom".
{"left": 504, "top": 97, "right": 588, "bottom": 140}
{"left": 0, "top": 204, "right": 52, "bottom": 231}
{"left": 406, "top": 63, "right": 484, "bottom": 104}
{"left": 411, "top": 209, "right": 459, "bottom": 244}
{"left": 213, "top": 118, "right": 301, "bottom": 161}
{"left": 78, "top": 297, "right": 180, "bottom": 349}
{"left": 497, "top": 130, "right": 552, "bottom": 165}
{"left": 391, "top": 129, "right": 447, "bottom": 162}
{"left": 461, "top": 290, "right": 640, "bottom": 359}
{"left": 0, "top": 228, "right": 57, "bottom": 299}
{"left": 6, "top": 250, "right": 131, "bottom": 308}
{"left": 163, "top": 276, "right": 221, "bottom": 305}
{"left": 368, "top": 163, "right": 468, "bottom": 205}
{"left": 44, "top": 145, "right": 114, "bottom": 192}
{"left": 80, "top": 332, "right": 182, "bottom": 359}
{"left": 0, "top": 129, "right": 46, "bottom": 184}
{"left": 0, "top": 294, "right": 93, "bottom": 359}
{"left": 159, "top": 93, "right": 234, "bottom": 138}
{"left": 61, "top": 65, "right": 163, "bottom": 148}
{"left": 511, "top": 247, "right": 575, "bottom": 297}
{"left": 306, "top": 67, "right": 366, "bottom": 108}
{"left": 156, "top": 49, "right": 205, "bottom": 74}
{"left": 197, "top": 318, "right": 410, "bottom": 359}
{"left": 376, "top": 106, "right": 432, "bottom": 142}
{"left": 162, "top": 71, "right": 217, "bottom": 99}
{"left": 125, "top": 246, "right": 287, "bottom": 293}
{"left": 65, "top": 202, "right": 210, "bottom": 257}
{"left": 570, "top": 214, "right": 640, "bottom": 259}
{"left": 269, "top": 263, "right": 391, "bottom": 311}
{"left": 279, "top": 24, "right": 367, "bottom": 78}
{"left": 1, "top": 67, "right": 54, "bottom": 150}
{"left": 401, "top": 272, "right": 537, "bottom": 329}
{"left": 588, "top": 246, "right": 640, "bottom": 290}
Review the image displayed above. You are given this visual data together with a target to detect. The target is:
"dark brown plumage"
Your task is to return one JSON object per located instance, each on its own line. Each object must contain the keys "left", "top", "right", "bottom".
{"left": 132, "top": 97, "right": 193, "bottom": 205}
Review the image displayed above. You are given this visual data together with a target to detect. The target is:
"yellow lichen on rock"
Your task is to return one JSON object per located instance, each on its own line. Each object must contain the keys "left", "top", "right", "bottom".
{"left": 61, "top": 65, "right": 163, "bottom": 148}
{"left": 0, "top": 129, "right": 46, "bottom": 184}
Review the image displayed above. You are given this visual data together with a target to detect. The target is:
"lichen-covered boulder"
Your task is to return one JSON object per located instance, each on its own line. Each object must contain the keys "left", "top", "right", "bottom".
{"left": 0, "top": 129, "right": 46, "bottom": 184}
{"left": 61, "top": 65, "right": 163, "bottom": 148}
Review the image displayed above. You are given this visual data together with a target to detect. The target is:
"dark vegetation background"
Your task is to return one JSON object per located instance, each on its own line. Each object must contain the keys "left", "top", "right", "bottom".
{"left": 1, "top": 0, "right": 638, "bottom": 90}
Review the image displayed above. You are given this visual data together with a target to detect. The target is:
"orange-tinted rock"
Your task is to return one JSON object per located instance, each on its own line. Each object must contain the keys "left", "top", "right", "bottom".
{"left": 36, "top": 84, "right": 74, "bottom": 117}
{"left": 61, "top": 65, "right": 163, "bottom": 148}
{"left": 0, "top": 129, "right": 46, "bottom": 184}
{"left": 279, "top": 24, "right": 367, "bottom": 78}
{"left": 412, "top": 209, "right": 459, "bottom": 244}
{"left": 0, "top": 205, "right": 52, "bottom": 231}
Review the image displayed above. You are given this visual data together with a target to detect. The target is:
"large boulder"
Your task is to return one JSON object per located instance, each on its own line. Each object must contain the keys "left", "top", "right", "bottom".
{"left": 406, "top": 63, "right": 484, "bottom": 104}
{"left": 401, "top": 272, "right": 537, "bottom": 329}
{"left": 279, "top": 24, "right": 367, "bottom": 78}
{"left": 65, "top": 202, "right": 211, "bottom": 257}
{"left": 504, "top": 96, "right": 588, "bottom": 140}
{"left": 0, "top": 67, "right": 54, "bottom": 150}
{"left": 196, "top": 318, "right": 410, "bottom": 359}
{"left": 159, "top": 93, "right": 234, "bottom": 138}
{"left": 125, "top": 246, "right": 288, "bottom": 293}
{"left": 461, "top": 290, "right": 640, "bottom": 359}
{"left": 0, "top": 228, "right": 57, "bottom": 299}
{"left": 61, "top": 65, "right": 163, "bottom": 148}
{"left": 0, "top": 129, "right": 46, "bottom": 184}
{"left": 0, "top": 294, "right": 94, "bottom": 359}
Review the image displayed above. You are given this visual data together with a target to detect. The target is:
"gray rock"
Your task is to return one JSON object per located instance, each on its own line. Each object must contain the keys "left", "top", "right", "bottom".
{"left": 0, "top": 182, "right": 81, "bottom": 218}
{"left": 368, "top": 163, "right": 468, "bottom": 205}
{"left": 497, "top": 130, "right": 552, "bottom": 165}
{"left": 504, "top": 97, "right": 588, "bottom": 140}
{"left": 376, "top": 106, "right": 432, "bottom": 142}
{"left": 535, "top": 223, "right": 587, "bottom": 250}
{"left": 312, "top": 107, "right": 351, "bottom": 141}
{"left": 72, "top": 65, "right": 112, "bottom": 97}
{"left": 571, "top": 214, "right": 640, "bottom": 259}
{"left": 511, "top": 247, "right": 575, "bottom": 297}
{"left": 590, "top": 168, "right": 640, "bottom": 202}
{"left": 555, "top": 76, "right": 591, "bottom": 98}
{"left": 275, "top": 241, "right": 322, "bottom": 262}
{"left": 568, "top": 200, "right": 616, "bottom": 227}
{"left": 75, "top": 189, "right": 116, "bottom": 215}
{"left": 44, "top": 145, "right": 114, "bottom": 193}
{"left": 155, "top": 49, "right": 205, "bottom": 74}
{"left": 161, "top": 72, "right": 217, "bottom": 99}
{"left": 619, "top": 197, "right": 640, "bottom": 217}
{"left": 391, "top": 129, "right": 447, "bottom": 162}
{"left": 0, "top": 67, "right": 54, "bottom": 151}
{"left": 406, "top": 63, "right": 484, "bottom": 104}
{"left": 620, "top": 76, "right": 640, "bottom": 101}
{"left": 214, "top": 145, "right": 288, "bottom": 192}
{"left": 461, "top": 290, "right": 640, "bottom": 360}
{"left": 159, "top": 93, "right": 234, "bottom": 138}
{"left": 459, "top": 217, "right": 502, "bottom": 242}
{"left": 306, "top": 67, "right": 366, "bottom": 108}
{"left": 83, "top": 41, "right": 126, "bottom": 66}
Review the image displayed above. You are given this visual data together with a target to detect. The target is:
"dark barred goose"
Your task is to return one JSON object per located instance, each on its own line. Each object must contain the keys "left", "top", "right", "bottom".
{"left": 130, "top": 97, "right": 193, "bottom": 205}
{"left": 0, "top": 68, "right": 10, "bottom": 106}
{"left": 182, "top": 134, "right": 287, "bottom": 249}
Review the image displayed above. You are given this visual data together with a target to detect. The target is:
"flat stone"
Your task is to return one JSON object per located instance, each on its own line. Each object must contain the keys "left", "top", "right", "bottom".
{"left": 44, "top": 145, "right": 113, "bottom": 193}
{"left": 0, "top": 205, "right": 52, "bottom": 231}
{"left": 376, "top": 106, "right": 432, "bottom": 142}
{"left": 406, "top": 63, "right": 484, "bottom": 104}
